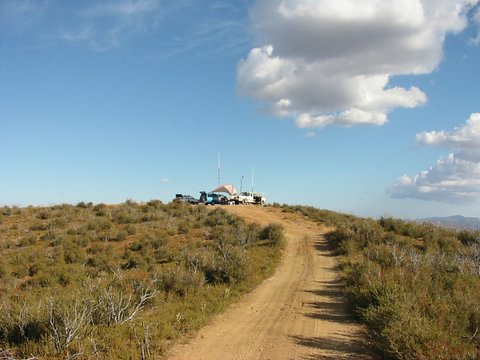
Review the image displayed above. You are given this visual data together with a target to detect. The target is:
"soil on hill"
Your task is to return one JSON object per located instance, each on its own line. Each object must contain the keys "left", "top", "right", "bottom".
{"left": 167, "top": 206, "right": 371, "bottom": 360}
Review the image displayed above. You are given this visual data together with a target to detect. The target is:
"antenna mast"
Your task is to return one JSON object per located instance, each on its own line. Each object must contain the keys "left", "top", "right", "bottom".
{"left": 251, "top": 167, "right": 255, "bottom": 193}
{"left": 217, "top": 153, "right": 221, "bottom": 187}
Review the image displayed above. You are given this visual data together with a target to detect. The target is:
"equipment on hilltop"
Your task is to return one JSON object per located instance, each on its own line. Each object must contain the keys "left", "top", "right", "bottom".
{"left": 211, "top": 184, "right": 238, "bottom": 196}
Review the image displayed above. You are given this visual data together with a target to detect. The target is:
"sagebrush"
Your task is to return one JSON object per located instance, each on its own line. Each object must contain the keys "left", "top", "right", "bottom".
{"left": 0, "top": 201, "right": 283, "bottom": 359}
{"left": 280, "top": 204, "right": 480, "bottom": 360}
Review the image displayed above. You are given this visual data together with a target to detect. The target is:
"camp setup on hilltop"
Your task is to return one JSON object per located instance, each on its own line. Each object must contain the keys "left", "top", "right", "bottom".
{"left": 174, "top": 155, "right": 266, "bottom": 205}
{"left": 212, "top": 184, "right": 237, "bottom": 196}
{"left": 211, "top": 184, "right": 267, "bottom": 205}
{"left": 174, "top": 183, "right": 266, "bottom": 206}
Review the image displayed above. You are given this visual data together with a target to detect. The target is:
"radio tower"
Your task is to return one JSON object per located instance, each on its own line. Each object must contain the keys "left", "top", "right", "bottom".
{"left": 217, "top": 153, "right": 221, "bottom": 187}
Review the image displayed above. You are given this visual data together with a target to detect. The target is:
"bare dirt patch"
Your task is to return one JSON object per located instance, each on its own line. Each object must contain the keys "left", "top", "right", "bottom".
{"left": 167, "top": 206, "right": 371, "bottom": 360}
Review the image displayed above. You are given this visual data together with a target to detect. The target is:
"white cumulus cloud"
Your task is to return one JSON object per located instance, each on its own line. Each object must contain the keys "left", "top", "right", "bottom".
{"left": 471, "top": 6, "right": 480, "bottom": 44}
{"left": 237, "top": 0, "right": 479, "bottom": 128}
{"left": 416, "top": 113, "right": 480, "bottom": 150}
{"left": 389, "top": 113, "right": 480, "bottom": 203}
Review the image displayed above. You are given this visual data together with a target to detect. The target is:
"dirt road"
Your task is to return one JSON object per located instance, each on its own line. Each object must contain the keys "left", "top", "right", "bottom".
{"left": 167, "top": 206, "right": 370, "bottom": 360}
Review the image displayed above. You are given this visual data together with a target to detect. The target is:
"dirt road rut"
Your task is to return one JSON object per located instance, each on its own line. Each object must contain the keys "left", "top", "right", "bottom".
{"left": 167, "top": 206, "right": 370, "bottom": 360}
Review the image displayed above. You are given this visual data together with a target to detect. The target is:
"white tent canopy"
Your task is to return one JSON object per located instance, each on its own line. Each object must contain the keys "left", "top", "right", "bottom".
{"left": 211, "top": 184, "right": 238, "bottom": 196}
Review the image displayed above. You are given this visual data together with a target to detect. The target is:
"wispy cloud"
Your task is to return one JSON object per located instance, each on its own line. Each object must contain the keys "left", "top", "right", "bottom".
{"left": 1, "top": 0, "right": 163, "bottom": 51}
{"left": 81, "top": 0, "right": 158, "bottom": 18}
{"left": 2, "top": 0, "right": 37, "bottom": 16}
{"left": 238, "top": 0, "right": 480, "bottom": 129}
{"left": 59, "top": 0, "right": 161, "bottom": 51}
{"left": 1, "top": 0, "right": 46, "bottom": 17}
{"left": 157, "top": 15, "right": 249, "bottom": 60}
{"left": 0, "top": 0, "right": 50, "bottom": 29}
{"left": 60, "top": 26, "right": 95, "bottom": 42}
{"left": 3, "top": 0, "right": 248, "bottom": 56}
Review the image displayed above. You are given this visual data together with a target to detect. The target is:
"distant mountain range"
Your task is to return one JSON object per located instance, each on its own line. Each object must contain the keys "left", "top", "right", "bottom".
{"left": 416, "top": 215, "right": 480, "bottom": 230}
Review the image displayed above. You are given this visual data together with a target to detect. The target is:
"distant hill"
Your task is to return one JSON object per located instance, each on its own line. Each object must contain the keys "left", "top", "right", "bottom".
{"left": 416, "top": 215, "right": 480, "bottom": 230}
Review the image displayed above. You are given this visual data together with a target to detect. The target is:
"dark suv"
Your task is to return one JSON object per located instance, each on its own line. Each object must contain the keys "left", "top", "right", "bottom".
{"left": 173, "top": 194, "right": 199, "bottom": 204}
{"left": 199, "top": 191, "right": 228, "bottom": 205}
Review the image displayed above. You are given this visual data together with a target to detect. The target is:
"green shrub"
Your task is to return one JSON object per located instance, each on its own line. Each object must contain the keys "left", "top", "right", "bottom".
{"left": 457, "top": 230, "right": 480, "bottom": 246}
{"left": 87, "top": 218, "right": 111, "bottom": 231}
{"left": 122, "top": 250, "right": 146, "bottom": 269}
{"left": 18, "top": 235, "right": 37, "bottom": 247}
{"left": 86, "top": 243, "right": 117, "bottom": 272}
{"left": 260, "top": 223, "right": 284, "bottom": 246}
{"left": 62, "top": 241, "right": 86, "bottom": 264}
{"left": 110, "top": 230, "right": 127, "bottom": 242}
{"left": 0, "top": 201, "right": 284, "bottom": 359}
{"left": 29, "top": 222, "right": 48, "bottom": 231}
{"left": 76, "top": 201, "right": 92, "bottom": 208}
{"left": 203, "top": 208, "right": 239, "bottom": 227}
{"left": 124, "top": 224, "right": 136, "bottom": 235}
{"left": 94, "top": 280, "right": 157, "bottom": 325}
{"left": 157, "top": 265, "right": 204, "bottom": 297}
{"left": 203, "top": 244, "right": 248, "bottom": 285}
{"left": 0, "top": 260, "right": 11, "bottom": 282}
{"left": 46, "top": 292, "right": 96, "bottom": 354}
{"left": 292, "top": 205, "right": 480, "bottom": 360}
{"left": 0, "top": 301, "right": 47, "bottom": 345}
{"left": 28, "top": 260, "right": 47, "bottom": 277}
{"left": 36, "top": 210, "right": 50, "bottom": 220}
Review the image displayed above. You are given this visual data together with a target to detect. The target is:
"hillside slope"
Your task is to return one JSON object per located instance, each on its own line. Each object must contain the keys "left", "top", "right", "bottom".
{"left": 167, "top": 206, "right": 370, "bottom": 360}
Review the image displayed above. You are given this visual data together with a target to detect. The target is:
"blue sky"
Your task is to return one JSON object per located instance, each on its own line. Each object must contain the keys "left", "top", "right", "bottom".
{"left": 1, "top": 0, "right": 480, "bottom": 219}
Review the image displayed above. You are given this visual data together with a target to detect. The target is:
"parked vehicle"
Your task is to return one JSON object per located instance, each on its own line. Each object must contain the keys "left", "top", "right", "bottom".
{"left": 253, "top": 193, "right": 266, "bottom": 205}
{"left": 233, "top": 191, "right": 266, "bottom": 205}
{"left": 173, "top": 194, "right": 199, "bottom": 204}
{"left": 199, "top": 191, "right": 228, "bottom": 205}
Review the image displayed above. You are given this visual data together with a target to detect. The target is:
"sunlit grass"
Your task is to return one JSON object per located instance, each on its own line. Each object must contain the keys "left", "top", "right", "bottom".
{"left": 0, "top": 202, "right": 283, "bottom": 359}
{"left": 281, "top": 204, "right": 480, "bottom": 360}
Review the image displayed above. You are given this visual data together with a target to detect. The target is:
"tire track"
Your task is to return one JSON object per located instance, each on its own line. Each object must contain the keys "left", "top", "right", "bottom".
{"left": 167, "top": 206, "right": 370, "bottom": 360}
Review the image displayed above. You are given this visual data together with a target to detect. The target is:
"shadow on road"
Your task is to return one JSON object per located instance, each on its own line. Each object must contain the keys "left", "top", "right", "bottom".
{"left": 314, "top": 236, "right": 336, "bottom": 257}
{"left": 303, "top": 280, "right": 354, "bottom": 324}
{"left": 291, "top": 333, "right": 371, "bottom": 359}
{"left": 294, "top": 233, "right": 374, "bottom": 359}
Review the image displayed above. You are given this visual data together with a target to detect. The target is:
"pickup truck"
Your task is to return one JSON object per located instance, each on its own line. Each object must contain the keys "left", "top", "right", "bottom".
{"left": 233, "top": 191, "right": 266, "bottom": 205}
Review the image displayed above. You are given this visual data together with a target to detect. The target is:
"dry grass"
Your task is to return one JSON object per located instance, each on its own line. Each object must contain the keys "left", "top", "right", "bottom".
{"left": 281, "top": 204, "right": 480, "bottom": 360}
{"left": 0, "top": 201, "right": 283, "bottom": 359}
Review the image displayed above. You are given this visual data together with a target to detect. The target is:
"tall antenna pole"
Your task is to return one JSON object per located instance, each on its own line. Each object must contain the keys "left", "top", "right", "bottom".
{"left": 251, "top": 167, "right": 255, "bottom": 193}
{"left": 217, "top": 153, "right": 221, "bottom": 187}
